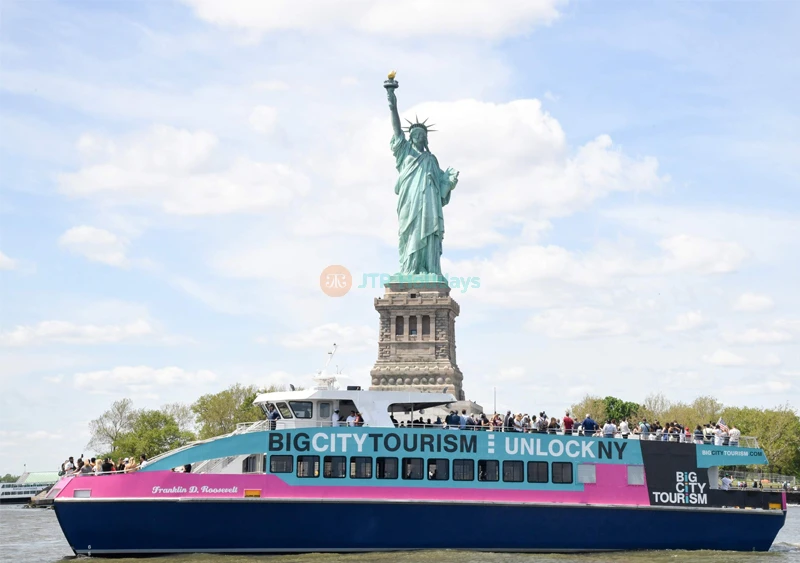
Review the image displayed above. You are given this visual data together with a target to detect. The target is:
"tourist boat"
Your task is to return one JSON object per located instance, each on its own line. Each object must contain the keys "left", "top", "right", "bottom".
{"left": 51, "top": 373, "right": 787, "bottom": 556}
{"left": 0, "top": 472, "right": 59, "bottom": 504}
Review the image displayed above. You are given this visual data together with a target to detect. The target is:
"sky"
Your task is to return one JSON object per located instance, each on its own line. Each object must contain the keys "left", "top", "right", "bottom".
{"left": 0, "top": 0, "right": 798, "bottom": 475}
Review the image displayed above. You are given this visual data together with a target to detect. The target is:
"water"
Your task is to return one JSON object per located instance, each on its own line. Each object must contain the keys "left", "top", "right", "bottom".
{"left": 1, "top": 505, "right": 799, "bottom": 563}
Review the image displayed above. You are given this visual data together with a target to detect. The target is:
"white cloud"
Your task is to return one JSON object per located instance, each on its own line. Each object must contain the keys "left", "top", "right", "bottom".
{"left": 726, "top": 379, "right": 792, "bottom": 396}
{"left": 0, "top": 250, "right": 17, "bottom": 270}
{"left": 0, "top": 320, "right": 155, "bottom": 347}
{"left": 703, "top": 349, "right": 747, "bottom": 367}
{"left": 280, "top": 323, "right": 374, "bottom": 352}
{"left": 253, "top": 80, "right": 289, "bottom": 91}
{"left": 666, "top": 311, "right": 712, "bottom": 332}
{"left": 496, "top": 367, "right": 526, "bottom": 381}
{"left": 659, "top": 234, "right": 748, "bottom": 274}
{"left": 776, "top": 319, "right": 800, "bottom": 333}
{"left": 248, "top": 105, "right": 278, "bottom": 134}
{"left": 733, "top": 293, "right": 774, "bottom": 312}
{"left": 183, "top": 0, "right": 565, "bottom": 39}
{"left": 724, "top": 328, "right": 794, "bottom": 345}
{"left": 526, "top": 307, "right": 628, "bottom": 339}
{"left": 73, "top": 365, "right": 217, "bottom": 393}
{"left": 58, "top": 226, "right": 129, "bottom": 267}
{"left": 58, "top": 125, "right": 309, "bottom": 215}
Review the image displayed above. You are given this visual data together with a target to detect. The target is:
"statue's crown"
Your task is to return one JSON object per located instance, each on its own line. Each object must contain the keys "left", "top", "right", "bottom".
{"left": 404, "top": 116, "right": 436, "bottom": 133}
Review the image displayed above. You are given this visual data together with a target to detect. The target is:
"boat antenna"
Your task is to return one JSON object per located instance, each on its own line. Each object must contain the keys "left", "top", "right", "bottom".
{"left": 324, "top": 343, "right": 337, "bottom": 370}
{"left": 314, "top": 343, "right": 339, "bottom": 390}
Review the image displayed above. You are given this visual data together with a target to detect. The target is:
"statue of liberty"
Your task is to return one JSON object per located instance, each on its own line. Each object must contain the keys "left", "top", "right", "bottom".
{"left": 385, "top": 72, "right": 459, "bottom": 276}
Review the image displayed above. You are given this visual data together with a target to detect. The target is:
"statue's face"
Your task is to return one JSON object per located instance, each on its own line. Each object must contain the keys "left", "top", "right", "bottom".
{"left": 410, "top": 128, "right": 427, "bottom": 150}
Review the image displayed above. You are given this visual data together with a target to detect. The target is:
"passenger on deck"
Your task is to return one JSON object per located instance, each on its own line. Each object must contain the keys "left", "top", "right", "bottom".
{"left": 714, "top": 425, "right": 724, "bottom": 446}
{"left": 619, "top": 418, "right": 630, "bottom": 439}
{"left": 267, "top": 404, "right": 280, "bottom": 430}
{"left": 563, "top": 412, "right": 574, "bottom": 435}
{"left": 729, "top": 423, "right": 741, "bottom": 446}
{"left": 504, "top": 411, "right": 514, "bottom": 432}
{"left": 332, "top": 409, "right": 341, "bottom": 427}
{"left": 602, "top": 420, "right": 616, "bottom": 438}
{"left": 582, "top": 414, "right": 598, "bottom": 437}
{"left": 346, "top": 411, "right": 357, "bottom": 427}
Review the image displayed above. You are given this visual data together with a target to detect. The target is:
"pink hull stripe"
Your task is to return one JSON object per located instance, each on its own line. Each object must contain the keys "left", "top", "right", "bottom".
{"left": 55, "top": 464, "right": 650, "bottom": 506}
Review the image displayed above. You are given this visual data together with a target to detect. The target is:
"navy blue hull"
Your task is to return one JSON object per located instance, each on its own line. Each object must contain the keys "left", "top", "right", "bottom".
{"left": 55, "top": 500, "right": 786, "bottom": 556}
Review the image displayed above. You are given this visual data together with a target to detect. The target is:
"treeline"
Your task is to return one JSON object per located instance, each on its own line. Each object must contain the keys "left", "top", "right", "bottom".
{"left": 86, "top": 384, "right": 282, "bottom": 461}
{"left": 569, "top": 393, "right": 800, "bottom": 476}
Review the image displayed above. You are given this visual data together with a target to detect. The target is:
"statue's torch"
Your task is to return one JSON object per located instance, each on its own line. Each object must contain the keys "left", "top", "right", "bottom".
{"left": 384, "top": 70, "right": 399, "bottom": 91}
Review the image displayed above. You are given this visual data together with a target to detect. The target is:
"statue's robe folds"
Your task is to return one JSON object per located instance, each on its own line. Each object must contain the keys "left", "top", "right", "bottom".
{"left": 391, "top": 134, "right": 457, "bottom": 275}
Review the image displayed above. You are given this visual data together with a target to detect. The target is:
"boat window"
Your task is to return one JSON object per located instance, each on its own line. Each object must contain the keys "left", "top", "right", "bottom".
{"left": 503, "top": 460, "right": 524, "bottom": 483}
{"left": 478, "top": 460, "right": 499, "bottom": 482}
{"left": 319, "top": 402, "right": 331, "bottom": 419}
{"left": 297, "top": 455, "right": 320, "bottom": 478}
{"left": 324, "top": 456, "right": 346, "bottom": 478}
{"left": 577, "top": 464, "right": 596, "bottom": 484}
{"left": 242, "top": 454, "right": 263, "bottom": 474}
{"left": 376, "top": 457, "right": 398, "bottom": 479}
{"left": 402, "top": 458, "right": 424, "bottom": 480}
{"left": 276, "top": 402, "right": 294, "bottom": 418}
{"left": 289, "top": 401, "right": 313, "bottom": 419}
{"left": 552, "top": 462, "right": 573, "bottom": 484}
{"left": 270, "top": 455, "right": 293, "bottom": 474}
{"left": 453, "top": 459, "right": 474, "bottom": 481}
{"left": 627, "top": 465, "right": 645, "bottom": 486}
{"left": 427, "top": 458, "right": 449, "bottom": 481}
{"left": 527, "top": 461, "right": 548, "bottom": 483}
{"left": 350, "top": 457, "right": 373, "bottom": 479}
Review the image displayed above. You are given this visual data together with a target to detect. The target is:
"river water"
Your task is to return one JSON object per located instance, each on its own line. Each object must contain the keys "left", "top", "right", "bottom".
{"left": 1, "top": 505, "right": 799, "bottom": 563}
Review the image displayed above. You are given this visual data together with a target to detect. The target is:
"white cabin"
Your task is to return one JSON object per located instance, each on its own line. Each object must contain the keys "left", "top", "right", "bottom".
{"left": 252, "top": 387, "right": 457, "bottom": 429}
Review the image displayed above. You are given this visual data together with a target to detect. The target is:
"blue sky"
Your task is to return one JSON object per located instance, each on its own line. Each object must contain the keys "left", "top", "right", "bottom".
{"left": 1, "top": 0, "right": 798, "bottom": 475}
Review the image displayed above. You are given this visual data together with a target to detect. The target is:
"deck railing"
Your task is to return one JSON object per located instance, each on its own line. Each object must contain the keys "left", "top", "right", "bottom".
{"left": 232, "top": 420, "right": 758, "bottom": 448}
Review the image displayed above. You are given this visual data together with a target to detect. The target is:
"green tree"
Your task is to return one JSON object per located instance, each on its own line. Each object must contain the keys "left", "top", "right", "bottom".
{"left": 87, "top": 398, "right": 137, "bottom": 451}
{"left": 569, "top": 395, "right": 608, "bottom": 423}
{"left": 113, "top": 410, "right": 195, "bottom": 459}
{"left": 0, "top": 474, "right": 19, "bottom": 483}
{"left": 192, "top": 384, "right": 284, "bottom": 439}
{"left": 161, "top": 402, "right": 195, "bottom": 433}
{"left": 603, "top": 396, "right": 640, "bottom": 421}
{"left": 721, "top": 404, "right": 800, "bottom": 476}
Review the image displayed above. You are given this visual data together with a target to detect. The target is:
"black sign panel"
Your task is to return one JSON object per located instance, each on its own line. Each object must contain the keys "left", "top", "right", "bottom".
{"left": 640, "top": 441, "right": 709, "bottom": 507}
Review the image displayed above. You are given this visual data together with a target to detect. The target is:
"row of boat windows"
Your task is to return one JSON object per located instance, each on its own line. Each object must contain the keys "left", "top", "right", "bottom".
{"left": 0, "top": 482, "right": 52, "bottom": 489}
{"left": 267, "top": 455, "right": 577, "bottom": 484}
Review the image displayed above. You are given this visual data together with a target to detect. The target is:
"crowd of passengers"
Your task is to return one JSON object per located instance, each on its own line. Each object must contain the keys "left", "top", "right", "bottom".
{"left": 59, "top": 454, "right": 152, "bottom": 476}
{"left": 388, "top": 410, "right": 743, "bottom": 446}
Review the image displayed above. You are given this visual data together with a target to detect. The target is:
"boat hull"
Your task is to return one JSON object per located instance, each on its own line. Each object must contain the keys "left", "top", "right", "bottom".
{"left": 55, "top": 498, "right": 786, "bottom": 556}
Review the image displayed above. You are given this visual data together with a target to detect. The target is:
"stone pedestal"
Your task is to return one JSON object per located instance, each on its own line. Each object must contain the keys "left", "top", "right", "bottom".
{"left": 369, "top": 275, "right": 466, "bottom": 401}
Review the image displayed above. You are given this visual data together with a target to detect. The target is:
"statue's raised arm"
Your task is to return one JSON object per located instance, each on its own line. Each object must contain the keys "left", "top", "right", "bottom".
{"left": 385, "top": 71, "right": 403, "bottom": 139}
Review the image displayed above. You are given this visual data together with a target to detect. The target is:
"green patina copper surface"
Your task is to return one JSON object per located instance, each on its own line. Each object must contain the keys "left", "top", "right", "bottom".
{"left": 385, "top": 75, "right": 459, "bottom": 276}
